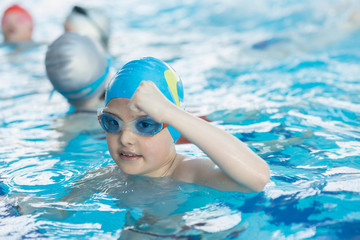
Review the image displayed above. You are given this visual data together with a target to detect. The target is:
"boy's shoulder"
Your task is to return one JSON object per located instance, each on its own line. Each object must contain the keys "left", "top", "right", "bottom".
{"left": 173, "top": 155, "right": 216, "bottom": 183}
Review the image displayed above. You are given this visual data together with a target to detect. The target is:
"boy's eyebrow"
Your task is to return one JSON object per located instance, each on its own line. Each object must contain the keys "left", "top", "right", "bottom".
{"left": 102, "top": 110, "right": 148, "bottom": 121}
{"left": 102, "top": 110, "right": 124, "bottom": 121}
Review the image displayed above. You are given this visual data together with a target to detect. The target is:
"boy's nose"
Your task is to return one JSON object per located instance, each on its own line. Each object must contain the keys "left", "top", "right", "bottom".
{"left": 118, "top": 127, "right": 136, "bottom": 146}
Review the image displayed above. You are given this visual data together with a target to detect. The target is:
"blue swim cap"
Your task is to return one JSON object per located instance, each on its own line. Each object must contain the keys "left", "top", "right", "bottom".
{"left": 105, "top": 57, "right": 184, "bottom": 142}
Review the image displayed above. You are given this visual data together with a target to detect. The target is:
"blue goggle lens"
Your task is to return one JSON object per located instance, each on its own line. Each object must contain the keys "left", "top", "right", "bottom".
{"left": 99, "top": 112, "right": 164, "bottom": 136}
{"left": 100, "top": 113, "right": 122, "bottom": 134}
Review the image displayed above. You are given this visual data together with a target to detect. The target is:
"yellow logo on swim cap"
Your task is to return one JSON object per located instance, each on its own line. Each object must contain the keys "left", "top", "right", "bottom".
{"left": 164, "top": 69, "right": 181, "bottom": 107}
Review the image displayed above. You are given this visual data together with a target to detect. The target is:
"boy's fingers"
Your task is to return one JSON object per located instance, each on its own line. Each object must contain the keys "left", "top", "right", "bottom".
{"left": 128, "top": 101, "right": 140, "bottom": 113}
{"left": 128, "top": 98, "right": 145, "bottom": 115}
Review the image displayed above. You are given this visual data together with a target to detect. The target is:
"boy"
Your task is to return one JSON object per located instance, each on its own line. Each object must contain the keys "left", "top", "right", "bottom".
{"left": 99, "top": 57, "right": 270, "bottom": 192}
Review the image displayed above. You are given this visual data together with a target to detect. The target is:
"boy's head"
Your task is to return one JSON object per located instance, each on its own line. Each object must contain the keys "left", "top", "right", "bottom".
{"left": 64, "top": 5, "right": 110, "bottom": 51}
{"left": 45, "top": 32, "right": 110, "bottom": 108}
{"left": 1, "top": 4, "right": 33, "bottom": 43}
{"left": 105, "top": 57, "right": 184, "bottom": 142}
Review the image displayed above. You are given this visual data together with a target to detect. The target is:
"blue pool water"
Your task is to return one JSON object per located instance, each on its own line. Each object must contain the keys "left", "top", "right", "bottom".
{"left": 1, "top": 0, "right": 360, "bottom": 239}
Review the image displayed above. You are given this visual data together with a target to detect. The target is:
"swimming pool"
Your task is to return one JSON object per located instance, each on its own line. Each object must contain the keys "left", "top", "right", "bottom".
{"left": 1, "top": 0, "right": 360, "bottom": 239}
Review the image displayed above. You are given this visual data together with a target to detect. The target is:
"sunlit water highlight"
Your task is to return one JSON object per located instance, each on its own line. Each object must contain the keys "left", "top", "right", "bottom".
{"left": 0, "top": 0, "right": 359, "bottom": 239}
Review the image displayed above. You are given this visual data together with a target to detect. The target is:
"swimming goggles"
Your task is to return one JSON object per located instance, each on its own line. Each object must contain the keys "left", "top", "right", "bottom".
{"left": 98, "top": 110, "right": 167, "bottom": 136}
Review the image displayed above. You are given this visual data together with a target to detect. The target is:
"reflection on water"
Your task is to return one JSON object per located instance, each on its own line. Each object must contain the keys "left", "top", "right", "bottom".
{"left": 0, "top": 0, "right": 360, "bottom": 239}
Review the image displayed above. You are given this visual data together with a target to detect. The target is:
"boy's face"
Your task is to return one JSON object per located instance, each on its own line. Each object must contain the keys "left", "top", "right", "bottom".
{"left": 104, "top": 98, "right": 177, "bottom": 177}
{"left": 1, "top": 11, "right": 32, "bottom": 42}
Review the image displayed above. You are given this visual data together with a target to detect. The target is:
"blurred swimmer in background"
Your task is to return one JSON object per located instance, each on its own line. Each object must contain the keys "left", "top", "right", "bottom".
{"left": 1, "top": 4, "right": 47, "bottom": 55}
{"left": 45, "top": 32, "right": 114, "bottom": 135}
{"left": 1, "top": 4, "right": 33, "bottom": 43}
{"left": 46, "top": 32, "right": 112, "bottom": 111}
{"left": 64, "top": 5, "right": 110, "bottom": 52}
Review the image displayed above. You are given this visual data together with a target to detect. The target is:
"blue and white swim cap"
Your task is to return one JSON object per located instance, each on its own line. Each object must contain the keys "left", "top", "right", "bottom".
{"left": 105, "top": 57, "right": 184, "bottom": 142}
{"left": 45, "top": 32, "right": 110, "bottom": 107}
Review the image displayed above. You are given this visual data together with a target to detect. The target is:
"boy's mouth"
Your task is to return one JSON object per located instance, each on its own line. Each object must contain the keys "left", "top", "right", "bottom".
{"left": 118, "top": 151, "right": 142, "bottom": 161}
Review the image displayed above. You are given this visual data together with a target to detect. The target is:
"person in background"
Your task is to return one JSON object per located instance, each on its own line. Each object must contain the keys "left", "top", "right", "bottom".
{"left": 64, "top": 5, "right": 110, "bottom": 52}
{"left": 45, "top": 32, "right": 112, "bottom": 112}
{"left": 45, "top": 32, "right": 113, "bottom": 136}
{"left": 1, "top": 4, "right": 33, "bottom": 43}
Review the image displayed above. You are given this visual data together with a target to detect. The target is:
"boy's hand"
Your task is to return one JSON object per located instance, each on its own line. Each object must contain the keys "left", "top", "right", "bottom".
{"left": 128, "top": 81, "right": 173, "bottom": 123}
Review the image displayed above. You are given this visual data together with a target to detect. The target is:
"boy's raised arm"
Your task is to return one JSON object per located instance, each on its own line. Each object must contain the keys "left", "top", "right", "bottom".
{"left": 129, "top": 81, "right": 270, "bottom": 192}
{"left": 168, "top": 107, "right": 270, "bottom": 192}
